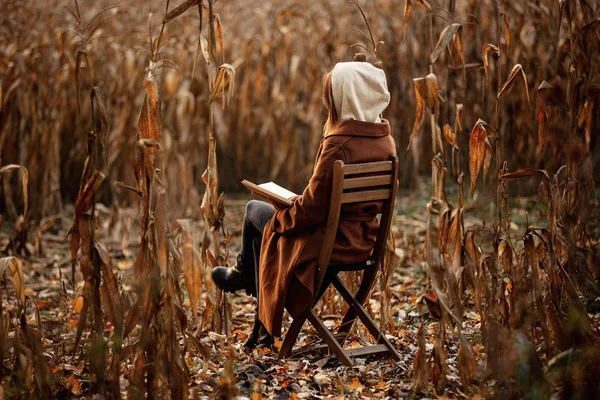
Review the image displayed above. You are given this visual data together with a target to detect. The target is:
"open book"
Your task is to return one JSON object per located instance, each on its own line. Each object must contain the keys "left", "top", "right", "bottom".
{"left": 241, "top": 180, "right": 297, "bottom": 207}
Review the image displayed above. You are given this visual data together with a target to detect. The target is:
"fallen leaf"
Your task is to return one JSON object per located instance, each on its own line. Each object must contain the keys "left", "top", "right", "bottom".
{"left": 73, "top": 296, "right": 84, "bottom": 313}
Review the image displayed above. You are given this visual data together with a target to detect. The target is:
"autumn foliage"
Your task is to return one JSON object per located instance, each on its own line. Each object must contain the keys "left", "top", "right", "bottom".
{"left": 0, "top": 0, "right": 599, "bottom": 398}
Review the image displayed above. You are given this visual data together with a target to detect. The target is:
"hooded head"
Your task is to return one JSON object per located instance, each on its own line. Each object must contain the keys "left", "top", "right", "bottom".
{"left": 322, "top": 62, "right": 390, "bottom": 135}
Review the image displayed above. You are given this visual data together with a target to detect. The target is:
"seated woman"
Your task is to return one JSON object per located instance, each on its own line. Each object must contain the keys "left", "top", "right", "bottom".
{"left": 212, "top": 61, "right": 397, "bottom": 348}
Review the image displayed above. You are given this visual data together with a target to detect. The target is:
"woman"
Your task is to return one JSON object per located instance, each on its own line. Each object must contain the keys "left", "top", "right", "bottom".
{"left": 212, "top": 61, "right": 397, "bottom": 348}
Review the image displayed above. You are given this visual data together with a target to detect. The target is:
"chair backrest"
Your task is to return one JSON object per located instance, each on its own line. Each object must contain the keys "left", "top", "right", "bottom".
{"left": 314, "top": 156, "right": 399, "bottom": 294}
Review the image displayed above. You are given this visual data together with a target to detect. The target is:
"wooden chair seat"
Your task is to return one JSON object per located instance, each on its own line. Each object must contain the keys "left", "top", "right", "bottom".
{"left": 277, "top": 156, "right": 401, "bottom": 366}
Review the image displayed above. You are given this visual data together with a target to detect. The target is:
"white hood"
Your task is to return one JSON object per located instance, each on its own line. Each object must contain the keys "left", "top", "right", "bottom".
{"left": 331, "top": 62, "right": 390, "bottom": 123}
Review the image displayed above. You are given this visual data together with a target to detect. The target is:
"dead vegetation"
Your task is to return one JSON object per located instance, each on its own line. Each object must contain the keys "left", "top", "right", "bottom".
{"left": 0, "top": 0, "right": 599, "bottom": 398}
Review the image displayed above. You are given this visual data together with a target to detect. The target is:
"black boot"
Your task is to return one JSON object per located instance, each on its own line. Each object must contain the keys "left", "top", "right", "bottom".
{"left": 244, "top": 315, "right": 274, "bottom": 350}
{"left": 245, "top": 316, "right": 262, "bottom": 349}
{"left": 211, "top": 264, "right": 252, "bottom": 293}
{"left": 257, "top": 329, "right": 274, "bottom": 349}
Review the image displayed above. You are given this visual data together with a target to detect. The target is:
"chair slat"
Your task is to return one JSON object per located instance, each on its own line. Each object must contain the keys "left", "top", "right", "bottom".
{"left": 291, "top": 344, "right": 329, "bottom": 358}
{"left": 341, "top": 189, "right": 391, "bottom": 204}
{"left": 343, "top": 175, "right": 392, "bottom": 189}
{"left": 343, "top": 161, "right": 393, "bottom": 175}
{"left": 345, "top": 344, "right": 390, "bottom": 358}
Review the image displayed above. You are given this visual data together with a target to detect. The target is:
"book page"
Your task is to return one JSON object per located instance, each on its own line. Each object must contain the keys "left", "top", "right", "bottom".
{"left": 258, "top": 182, "right": 297, "bottom": 200}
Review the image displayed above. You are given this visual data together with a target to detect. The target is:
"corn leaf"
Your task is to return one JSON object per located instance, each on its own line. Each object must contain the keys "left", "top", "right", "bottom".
{"left": 503, "top": 13, "right": 511, "bottom": 51}
{"left": 425, "top": 73, "right": 439, "bottom": 116}
{"left": 468, "top": 119, "right": 488, "bottom": 196}
{"left": 443, "top": 124, "right": 456, "bottom": 148}
{"left": 408, "top": 77, "right": 426, "bottom": 150}
{"left": 415, "top": 0, "right": 432, "bottom": 11}
{"left": 458, "top": 331, "right": 476, "bottom": 386}
{"left": 412, "top": 320, "right": 430, "bottom": 392}
{"left": 483, "top": 138, "right": 492, "bottom": 186}
{"left": 498, "top": 64, "right": 532, "bottom": 113}
{"left": 0, "top": 164, "right": 28, "bottom": 219}
{"left": 430, "top": 23, "right": 462, "bottom": 64}
{"left": 456, "top": 103, "right": 464, "bottom": 133}
{"left": 403, "top": 0, "right": 412, "bottom": 40}
{"left": 482, "top": 44, "right": 499, "bottom": 87}
{"left": 432, "top": 322, "right": 447, "bottom": 392}
{"left": 162, "top": 0, "right": 201, "bottom": 24}
{"left": 499, "top": 168, "right": 549, "bottom": 181}
{"left": 537, "top": 81, "right": 554, "bottom": 150}
{"left": 174, "top": 219, "right": 203, "bottom": 319}
{"left": 210, "top": 63, "right": 235, "bottom": 105}
{"left": 0, "top": 257, "right": 25, "bottom": 305}
{"left": 215, "top": 14, "right": 224, "bottom": 62}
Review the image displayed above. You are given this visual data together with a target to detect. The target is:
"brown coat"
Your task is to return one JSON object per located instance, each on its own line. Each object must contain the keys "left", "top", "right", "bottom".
{"left": 258, "top": 119, "right": 397, "bottom": 336}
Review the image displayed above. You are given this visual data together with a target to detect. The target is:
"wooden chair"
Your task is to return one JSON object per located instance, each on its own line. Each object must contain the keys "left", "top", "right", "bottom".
{"left": 278, "top": 156, "right": 401, "bottom": 366}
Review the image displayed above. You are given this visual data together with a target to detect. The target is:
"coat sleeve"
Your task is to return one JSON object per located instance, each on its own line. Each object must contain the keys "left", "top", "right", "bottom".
{"left": 271, "top": 142, "right": 346, "bottom": 235}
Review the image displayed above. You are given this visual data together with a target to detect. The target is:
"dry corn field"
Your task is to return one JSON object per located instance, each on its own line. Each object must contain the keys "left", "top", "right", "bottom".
{"left": 0, "top": 0, "right": 599, "bottom": 398}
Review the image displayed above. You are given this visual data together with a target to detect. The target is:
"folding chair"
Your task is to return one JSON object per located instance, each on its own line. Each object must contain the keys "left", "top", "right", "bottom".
{"left": 278, "top": 156, "right": 401, "bottom": 366}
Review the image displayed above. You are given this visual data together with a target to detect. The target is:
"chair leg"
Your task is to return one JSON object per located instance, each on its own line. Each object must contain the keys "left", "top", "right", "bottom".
{"left": 280, "top": 278, "right": 345, "bottom": 360}
{"left": 278, "top": 314, "right": 307, "bottom": 360}
{"left": 338, "top": 268, "right": 377, "bottom": 335}
{"left": 331, "top": 275, "right": 401, "bottom": 361}
{"left": 307, "top": 310, "right": 354, "bottom": 366}
{"left": 279, "top": 277, "right": 333, "bottom": 360}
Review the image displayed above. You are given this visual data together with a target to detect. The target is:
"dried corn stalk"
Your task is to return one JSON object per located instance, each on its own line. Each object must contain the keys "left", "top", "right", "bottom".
{"left": 126, "top": 60, "right": 188, "bottom": 396}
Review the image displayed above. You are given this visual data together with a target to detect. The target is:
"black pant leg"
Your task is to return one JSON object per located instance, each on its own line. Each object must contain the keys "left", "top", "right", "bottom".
{"left": 237, "top": 200, "right": 275, "bottom": 296}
